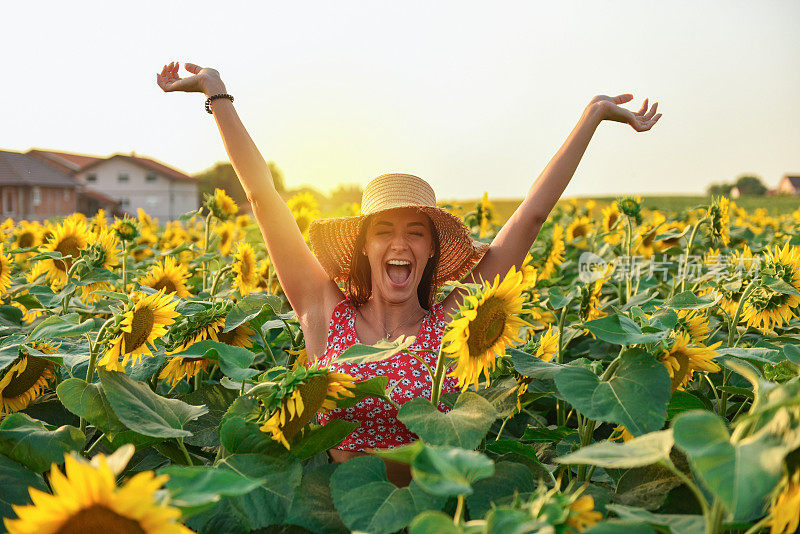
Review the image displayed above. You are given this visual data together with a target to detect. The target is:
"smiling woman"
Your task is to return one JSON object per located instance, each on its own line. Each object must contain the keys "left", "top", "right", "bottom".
{"left": 156, "top": 59, "right": 661, "bottom": 485}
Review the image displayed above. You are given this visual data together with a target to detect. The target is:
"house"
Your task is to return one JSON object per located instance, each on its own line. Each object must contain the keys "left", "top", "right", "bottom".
{"left": 0, "top": 150, "right": 78, "bottom": 221}
{"left": 27, "top": 149, "right": 121, "bottom": 216}
{"left": 73, "top": 153, "right": 199, "bottom": 221}
{"left": 776, "top": 175, "right": 800, "bottom": 195}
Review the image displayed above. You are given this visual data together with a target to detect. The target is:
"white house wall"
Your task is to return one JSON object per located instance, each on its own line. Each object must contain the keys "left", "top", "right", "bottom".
{"left": 75, "top": 158, "right": 198, "bottom": 221}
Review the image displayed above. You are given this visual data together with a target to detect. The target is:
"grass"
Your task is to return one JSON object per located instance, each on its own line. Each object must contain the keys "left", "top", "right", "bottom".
{"left": 443, "top": 195, "right": 800, "bottom": 225}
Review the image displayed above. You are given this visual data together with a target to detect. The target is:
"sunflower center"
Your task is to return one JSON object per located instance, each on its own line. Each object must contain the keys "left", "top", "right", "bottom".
{"left": 466, "top": 296, "right": 507, "bottom": 358}
{"left": 18, "top": 232, "right": 34, "bottom": 248}
{"left": 122, "top": 307, "right": 155, "bottom": 353}
{"left": 241, "top": 257, "right": 253, "bottom": 280}
{"left": 572, "top": 224, "right": 589, "bottom": 238}
{"left": 54, "top": 236, "right": 82, "bottom": 271}
{"left": 281, "top": 374, "right": 329, "bottom": 440}
{"left": 2, "top": 357, "right": 51, "bottom": 398}
{"left": 667, "top": 349, "right": 691, "bottom": 392}
{"left": 55, "top": 504, "right": 146, "bottom": 534}
{"left": 153, "top": 276, "right": 178, "bottom": 294}
{"left": 607, "top": 213, "right": 618, "bottom": 228}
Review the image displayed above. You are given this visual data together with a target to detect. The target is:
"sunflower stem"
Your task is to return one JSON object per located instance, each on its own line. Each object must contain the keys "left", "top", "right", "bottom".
{"left": 453, "top": 494, "right": 466, "bottom": 525}
{"left": 430, "top": 348, "right": 448, "bottom": 407}
{"left": 210, "top": 265, "right": 233, "bottom": 300}
{"left": 678, "top": 215, "right": 709, "bottom": 295}
{"left": 556, "top": 305, "right": 569, "bottom": 427}
{"left": 202, "top": 211, "right": 214, "bottom": 292}
{"left": 624, "top": 215, "right": 634, "bottom": 304}
{"left": 719, "top": 282, "right": 758, "bottom": 418}
{"left": 121, "top": 242, "right": 130, "bottom": 294}
{"left": 84, "top": 432, "right": 105, "bottom": 455}
{"left": 495, "top": 414, "right": 512, "bottom": 442}
{"left": 742, "top": 513, "right": 772, "bottom": 534}
{"left": 177, "top": 437, "right": 193, "bottom": 465}
{"left": 259, "top": 328, "right": 277, "bottom": 367}
{"left": 660, "top": 458, "right": 710, "bottom": 518}
{"left": 705, "top": 499, "right": 724, "bottom": 534}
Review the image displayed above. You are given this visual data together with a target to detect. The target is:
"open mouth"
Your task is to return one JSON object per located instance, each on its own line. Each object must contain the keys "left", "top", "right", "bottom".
{"left": 385, "top": 259, "right": 412, "bottom": 286}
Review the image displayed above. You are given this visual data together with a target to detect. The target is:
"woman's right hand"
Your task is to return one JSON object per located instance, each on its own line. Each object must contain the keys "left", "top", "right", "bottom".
{"left": 156, "top": 61, "right": 225, "bottom": 96}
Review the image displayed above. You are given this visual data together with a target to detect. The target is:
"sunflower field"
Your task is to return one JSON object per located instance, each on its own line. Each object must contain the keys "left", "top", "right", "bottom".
{"left": 1, "top": 189, "right": 800, "bottom": 534}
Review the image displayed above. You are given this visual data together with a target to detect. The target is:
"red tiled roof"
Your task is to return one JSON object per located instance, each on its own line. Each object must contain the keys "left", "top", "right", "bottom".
{"left": 80, "top": 153, "right": 197, "bottom": 183}
{"left": 79, "top": 187, "right": 119, "bottom": 205}
{"left": 27, "top": 149, "right": 104, "bottom": 172}
{"left": 785, "top": 175, "right": 800, "bottom": 189}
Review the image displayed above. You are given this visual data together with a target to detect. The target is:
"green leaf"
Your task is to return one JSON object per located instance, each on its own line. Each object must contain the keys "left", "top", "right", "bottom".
{"left": 181, "top": 385, "right": 239, "bottom": 448}
{"left": 556, "top": 430, "right": 674, "bottom": 468}
{"left": 0, "top": 414, "right": 84, "bottom": 473}
{"left": 605, "top": 504, "right": 704, "bottom": 534}
{"left": 29, "top": 313, "right": 98, "bottom": 341}
{"left": 224, "top": 293, "right": 283, "bottom": 332}
{"left": 667, "top": 391, "right": 710, "bottom": 421}
{"left": 716, "top": 347, "right": 781, "bottom": 365}
{"left": 331, "top": 455, "right": 445, "bottom": 534}
{"left": 159, "top": 465, "right": 265, "bottom": 515}
{"left": 367, "top": 440, "right": 426, "bottom": 464}
{"left": 0, "top": 455, "right": 49, "bottom": 521}
{"left": 509, "top": 347, "right": 566, "bottom": 379}
{"left": 168, "top": 340, "right": 259, "bottom": 381}
{"left": 334, "top": 336, "right": 417, "bottom": 364}
{"left": 334, "top": 376, "right": 391, "bottom": 409}
{"left": 56, "top": 378, "right": 156, "bottom": 448}
{"left": 218, "top": 452, "right": 302, "bottom": 529}
{"left": 672, "top": 410, "right": 788, "bottom": 521}
{"left": 219, "top": 416, "right": 283, "bottom": 456}
{"left": 664, "top": 291, "right": 718, "bottom": 310}
{"left": 411, "top": 446, "right": 495, "bottom": 497}
{"left": 614, "top": 463, "right": 682, "bottom": 511}
{"left": 408, "top": 511, "right": 463, "bottom": 534}
{"left": 763, "top": 275, "right": 800, "bottom": 295}
{"left": 465, "top": 461, "right": 536, "bottom": 518}
{"left": 585, "top": 522, "right": 657, "bottom": 534}
{"left": 555, "top": 348, "right": 670, "bottom": 436}
{"left": 648, "top": 309, "right": 678, "bottom": 331}
{"left": 783, "top": 344, "right": 800, "bottom": 365}
{"left": 521, "top": 425, "right": 577, "bottom": 443}
{"left": 397, "top": 391, "right": 497, "bottom": 449}
{"left": 99, "top": 370, "right": 208, "bottom": 438}
{"left": 583, "top": 314, "right": 668, "bottom": 345}
{"left": 290, "top": 420, "right": 360, "bottom": 461}
{"left": 286, "top": 463, "right": 349, "bottom": 534}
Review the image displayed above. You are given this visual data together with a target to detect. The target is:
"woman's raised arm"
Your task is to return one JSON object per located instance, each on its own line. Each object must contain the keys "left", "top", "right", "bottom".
{"left": 157, "top": 62, "right": 343, "bottom": 325}
{"left": 464, "top": 94, "right": 662, "bottom": 286}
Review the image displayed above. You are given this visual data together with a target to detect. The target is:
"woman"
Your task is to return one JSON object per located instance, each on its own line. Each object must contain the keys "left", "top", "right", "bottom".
{"left": 157, "top": 61, "right": 661, "bottom": 483}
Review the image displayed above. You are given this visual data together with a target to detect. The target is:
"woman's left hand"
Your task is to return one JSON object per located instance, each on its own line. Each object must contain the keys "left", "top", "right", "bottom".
{"left": 590, "top": 94, "right": 662, "bottom": 132}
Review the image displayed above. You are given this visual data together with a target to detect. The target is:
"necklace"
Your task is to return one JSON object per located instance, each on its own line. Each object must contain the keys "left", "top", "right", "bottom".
{"left": 358, "top": 306, "right": 427, "bottom": 340}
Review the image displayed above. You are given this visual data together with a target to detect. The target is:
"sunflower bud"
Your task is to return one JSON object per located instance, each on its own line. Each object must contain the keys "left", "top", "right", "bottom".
{"left": 205, "top": 188, "right": 239, "bottom": 221}
{"left": 113, "top": 218, "right": 139, "bottom": 242}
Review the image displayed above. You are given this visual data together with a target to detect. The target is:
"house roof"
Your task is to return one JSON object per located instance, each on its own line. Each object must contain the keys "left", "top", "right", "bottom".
{"left": 27, "top": 149, "right": 104, "bottom": 173}
{"left": 79, "top": 153, "right": 197, "bottom": 183}
{"left": 0, "top": 150, "right": 77, "bottom": 188}
{"left": 79, "top": 187, "right": 119, "bottom": 205}
{"left": 784, "top": 175, "right": 800, "bottom": 189}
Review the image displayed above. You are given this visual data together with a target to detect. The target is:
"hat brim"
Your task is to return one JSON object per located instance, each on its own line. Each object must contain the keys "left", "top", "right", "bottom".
{"left": 309, "top": 206, "right": 489, "bottom": 287}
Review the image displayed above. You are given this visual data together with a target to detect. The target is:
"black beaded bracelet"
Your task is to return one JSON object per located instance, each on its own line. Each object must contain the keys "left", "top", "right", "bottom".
{"left": 205, "top": 93, "right": 234, "bottom": 114}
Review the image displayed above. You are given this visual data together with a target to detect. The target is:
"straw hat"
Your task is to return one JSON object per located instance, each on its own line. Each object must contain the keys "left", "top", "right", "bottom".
{"left": 309, "top": 173, "right": 489, "bottom": 287}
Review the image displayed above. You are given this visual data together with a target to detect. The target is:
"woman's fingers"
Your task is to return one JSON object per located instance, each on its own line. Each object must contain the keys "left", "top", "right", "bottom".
{"left": 644, "top": 102, "right": 658, "bottom": 120}
{"left": 185, "top": 62, "right": 201, "bottom": 74}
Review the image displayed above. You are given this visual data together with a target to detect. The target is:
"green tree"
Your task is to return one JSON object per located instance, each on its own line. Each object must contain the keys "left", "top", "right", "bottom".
{"left": 194, "top": 160, "right": 286, "bottom": 205}
{"left": 734, "top": 174, "right": 767, "bottom": 196}
{"left": 707, "top": 182, "right": 732, "bottom": 196}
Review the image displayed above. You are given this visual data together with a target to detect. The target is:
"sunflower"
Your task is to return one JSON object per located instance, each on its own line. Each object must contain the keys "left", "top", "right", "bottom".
{"left": 579, "top": 269, "right": 612, "bottom": 323}
{"left": 601, "top": 202, "right": 622, "bottom": 245}
{"left": 214, "top": 221, "right": 237, "bottom": 256}
{"left": 740, "top": 243, "right": 800, "bottom": 334}
{"left": 659, "top": 334, "right": 721, "bottom": 392}
{"left": 540, "top": 224, "right": 566, "bottom": 280}
{"left": 258, "top": 366, "right": 356, "bottom": 448}
{"left": 673, "top": 309, "right": 711, "bottom": 345}
{"left": 206, "top": 188, "right": 239, "bottom": 221}
{"left": 534, "top": 327, "right": 560, "bottom": 362}
{"left": 654, "top": 221, "right": 687, "bottom": 251}
{"left": 139, "top": 256, "right": 192, "bottom": 298}
{"left": 79, "top": 228, "right": 121, "bottom": 304}
{"left": 566, "top": 494, "right": 603, "bottom": 532}
{"left": 132, "top": 227, "right": 157, "bottom": 262}
{"left": 38, "top": 218, "right": 91, "bottom": 290}
{"left": 256, "top": 259, "right": 283, "bottom": 295}
{"left": 708, "top": 196, "right": 730, "bottom": 247}
{"left": 11, "top": 220, "right": 43, "bottom": 262}
{"left": 617, "top": 195, "right": 642, "bottom": 220}
{"left": 4, "top": 446, "right": 192, "bottom": 534}
{"left": 521, "top": 253, "right": 538, "bottom": 290}
{"left": 286, "top": 191, "right": 319, "bottom": 213}
{"left": 442, "top": 266, "right": 530, "bottom": 391}
{"left": 610, "top": 425, "right": 635, "bottom": 443}
{"left": 113, "top": 217, "right": 140, "bottom": 242}
{"left": 0, "top": 343, "right": 57, "bottom": 416}
{"left": 566, "top": 216, "right": 594, "bottom": 242}
{"left": 233, "top": 243, "right": 259, "bottom": 296}
{"left": 291, "top": 207, "right": 320, "bottom": 239}
{"left": 158, "top": 310, "right": 228, "bottom": 387}
{"left": 0, "top": 247, "right": 11, "bottom": 297}
{"left": 770, "top": 470, "right": 800, "bottom": 534}
{"left": 137, "top": 208, "right": 158, "bottom": 232}
{"left": 217, "top": 324, "right": 255, "bottom": 349}
{"left": 235, "top": 214, "right": 252, "bottom": 229}
{"left": 98, "top": 291, "right": 180, "bottom": 372}
{"left": 636, "top": 213, "right": 667, "bottom": 257}
{"left": 477, "top": 192, "right": 494, "bottom": 238}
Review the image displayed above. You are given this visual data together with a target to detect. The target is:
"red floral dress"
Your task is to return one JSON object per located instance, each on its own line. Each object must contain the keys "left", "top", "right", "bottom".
{"left": 316, "top": 299, "right": 459, "bottom": 450}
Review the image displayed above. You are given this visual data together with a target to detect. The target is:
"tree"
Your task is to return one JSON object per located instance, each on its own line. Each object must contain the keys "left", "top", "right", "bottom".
{"left": 707, "top": 182, "right": 733, "bottom": 196}
{"left": 734, "top": 175, "right": 767, "bottom": 196}
{"left": 194, "top": 160, "right": 286, "bottom": 205}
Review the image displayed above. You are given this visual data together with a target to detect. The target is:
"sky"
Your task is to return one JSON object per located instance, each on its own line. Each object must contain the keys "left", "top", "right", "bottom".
{"left": 3, "top": 0, "right": 799, "bottom": 200}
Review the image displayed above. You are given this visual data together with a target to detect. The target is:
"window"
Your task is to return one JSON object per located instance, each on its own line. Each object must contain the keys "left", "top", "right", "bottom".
{"left": 64, "top": 189, "right": 70, "bottom": 201}
{"left": 118, "top": 173, "right": 129, "bottom": 183}
{"left": 146, "top": 172, "right": 157, "bottom": 182}
{"left": 146, "top": 196, "right": 159, "bottom": 206}
{"left": 119, "top": 198, "right": 130, "bottom": 208}
{"left": 86, "top": 173, "right": 97, "bottom": 182}
{"left": 3, "top": 189, "right": 14, "bottom": 214}
{"left": 32, "top": 187, "right": 41, "bottom": 206}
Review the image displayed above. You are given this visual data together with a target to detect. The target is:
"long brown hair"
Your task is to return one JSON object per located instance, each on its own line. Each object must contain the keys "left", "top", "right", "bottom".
{"left": 345, "top": 211, "right": 441, "bottom": 309}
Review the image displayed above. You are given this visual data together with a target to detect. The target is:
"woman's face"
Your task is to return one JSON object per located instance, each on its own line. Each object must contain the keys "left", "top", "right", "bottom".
{"left": 364, "top": 207, "right": 434, "bottom": 305}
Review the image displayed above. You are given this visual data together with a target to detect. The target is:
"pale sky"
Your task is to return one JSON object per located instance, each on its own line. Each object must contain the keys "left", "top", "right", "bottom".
{"left": 3, "top": 0, "right": 799, "bottom": 199}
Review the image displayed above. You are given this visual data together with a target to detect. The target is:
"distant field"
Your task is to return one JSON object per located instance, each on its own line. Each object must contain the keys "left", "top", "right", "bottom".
{"left": 443, "top": 195, "right": 800, "bottom": 225}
